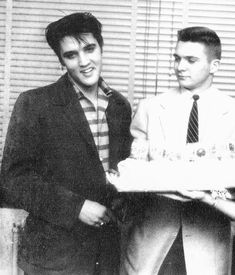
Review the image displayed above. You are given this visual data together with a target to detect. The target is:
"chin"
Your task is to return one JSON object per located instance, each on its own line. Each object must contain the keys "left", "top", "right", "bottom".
{"left": 84, "top": 77, "right": 99, "bottom": 87}
{"left": 179, "top": 81, "right": 193, "bottom": 89}
{"left": 84, "top": 81, "right": 98, "bottom": 88}
{"left": 78, "top": 78, "right": 97, "bottom": 88}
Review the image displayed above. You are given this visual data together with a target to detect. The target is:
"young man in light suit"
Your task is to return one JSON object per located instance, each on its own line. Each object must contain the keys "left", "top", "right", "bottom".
{"left": 121, "top": 26, "right": 235, "bottom": 275}
{"left": 1, "top": 12, "right": 132, "bottom": 275}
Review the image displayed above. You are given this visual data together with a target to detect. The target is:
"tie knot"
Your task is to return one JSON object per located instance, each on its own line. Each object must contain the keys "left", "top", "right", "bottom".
{"left": 192, "top": 94, "right": 199, "bottom": 101}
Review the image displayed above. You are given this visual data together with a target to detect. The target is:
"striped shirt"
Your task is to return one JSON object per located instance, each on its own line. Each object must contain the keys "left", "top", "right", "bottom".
{"left": 69, "top": 76, "right": 110, "bottom": 172}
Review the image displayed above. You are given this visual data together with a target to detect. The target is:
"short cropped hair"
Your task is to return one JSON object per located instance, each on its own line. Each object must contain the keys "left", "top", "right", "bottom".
{"left": 45, "top": 12, "right": 103, "bottom": 61}
{"left": 177, "top": 26, "right": 221, "bottom": 60}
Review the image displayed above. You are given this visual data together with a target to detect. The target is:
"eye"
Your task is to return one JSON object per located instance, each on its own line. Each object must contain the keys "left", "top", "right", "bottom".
{"left": 188, "top": 58, "right": 197, "bottom": 64}
{"left": 66, "top": 54, "right": 75, "bottom": 59}
{"left": 85, "top": 45, "right": 96, "bottom": 53}
{"left": 63, "top": 52, "right": 77, "bottom": 59}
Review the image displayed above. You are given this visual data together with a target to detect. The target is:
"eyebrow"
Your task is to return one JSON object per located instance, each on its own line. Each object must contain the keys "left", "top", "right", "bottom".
{"left": 173, "top": 54, "right": 199, "bottom": 59}
{"left": 83, "top": 43, "right": 96, "bottom": 49}
{"left": 62, "top": 43, "right": 97, "bottom": 57}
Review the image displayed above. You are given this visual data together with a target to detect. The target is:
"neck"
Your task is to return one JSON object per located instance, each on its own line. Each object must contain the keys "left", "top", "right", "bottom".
{"left": 68, "top": 73, "right": 99, "bottom": 101}
{"left": 82, "top": 84, "right": 98, "bottom": 103}
{"left": 182, "top": 78, "right": 213, "bottom": 95}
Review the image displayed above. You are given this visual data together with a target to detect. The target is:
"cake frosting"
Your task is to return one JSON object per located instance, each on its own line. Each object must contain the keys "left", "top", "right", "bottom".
{"left": 108, "top": 143, "right": 235, "bottom": 192}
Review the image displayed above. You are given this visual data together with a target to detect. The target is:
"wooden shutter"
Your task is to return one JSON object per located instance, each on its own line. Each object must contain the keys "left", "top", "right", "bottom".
{"left": 184, "top": 0, "right": 235, "bottom": 97}
{"left": 1, "top": 0, "right": 135, "bottom": 158}
{"left": 9, "top": 0, "right": 134, "bottom": 104}
{"left": 1, "top": 0, "right": 235, "bottom": 158}
{"left": 134, "top": 0, "right": 235, "bottom": 103}
{"left": 134, "top": 0, "right": 184, "bottom": 106}
{"left": 0, "top": 0, "right": 7, "bottom": 159}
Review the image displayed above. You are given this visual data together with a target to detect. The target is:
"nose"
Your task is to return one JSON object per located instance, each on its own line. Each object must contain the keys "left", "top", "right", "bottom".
{"left": 177, "top": 59, "right": 187, "bottom": 71}
{"left": 79, "top": 52, "right": 89, "bottom": 66}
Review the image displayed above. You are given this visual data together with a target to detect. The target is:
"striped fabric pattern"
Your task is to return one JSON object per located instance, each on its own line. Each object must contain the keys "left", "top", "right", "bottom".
{"left": 81, "top": 90, "right": 109, "bottom": 172}
{"left": 70, "top": 76, "right": 110, "bottom": 172}
{"left": 186, "top": 94, "right": 199, "bottom": 143}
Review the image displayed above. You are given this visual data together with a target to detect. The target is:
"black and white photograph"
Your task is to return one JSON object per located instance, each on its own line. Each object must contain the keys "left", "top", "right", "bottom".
{"left": 1, "top": 1, "right": 235, "bottom": 274}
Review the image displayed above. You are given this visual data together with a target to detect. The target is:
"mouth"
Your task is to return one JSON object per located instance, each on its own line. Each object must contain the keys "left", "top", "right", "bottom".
{"left": 177, "top": 75, "right": 189, "bottom": 80}
{"left": 80, "top": 67, "right": 94, "bottom": 75}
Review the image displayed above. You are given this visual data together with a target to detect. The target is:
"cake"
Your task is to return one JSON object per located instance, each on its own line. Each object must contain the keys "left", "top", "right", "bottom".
{"left": 107, "top": 143, "right": 235, "bottom": 192}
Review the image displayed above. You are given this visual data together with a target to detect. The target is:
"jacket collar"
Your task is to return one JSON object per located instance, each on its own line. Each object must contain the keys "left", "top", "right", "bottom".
{"left": 49, "top": 73, "right": 113, "bottom": 106}
{"left": 48, "top": 73, "right": 119, "bottom": 167}
{"left": 49, "top": 73, "right": 78, "bottom": 106}
{"left": 98, "top": 77, "right": 113, "bottom": 97}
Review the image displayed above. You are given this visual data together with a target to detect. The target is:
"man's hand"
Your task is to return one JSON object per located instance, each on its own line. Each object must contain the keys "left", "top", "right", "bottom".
{"left": 159, "top": 193, "right": 192, "bottom": 202}
{"left": 177, "top": 190, "right": 207, "bottom": 200}
{"left": 78, "top": 200, "right": 116, "bottom": 227}
{"left": 160, "top": 190, "right": 207, "bottom": 202}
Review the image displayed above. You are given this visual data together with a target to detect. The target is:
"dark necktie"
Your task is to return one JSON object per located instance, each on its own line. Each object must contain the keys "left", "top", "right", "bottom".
{"left": 186, "top": 94, "right": 199, "bottom": 143}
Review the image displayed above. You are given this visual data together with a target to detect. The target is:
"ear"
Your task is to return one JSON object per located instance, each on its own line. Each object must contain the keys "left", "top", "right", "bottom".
{"left": 210, "top": 59, "right": 220, "bottom": 74}
{"left": 59, "top": 56, "right": 65, "bottom": 67}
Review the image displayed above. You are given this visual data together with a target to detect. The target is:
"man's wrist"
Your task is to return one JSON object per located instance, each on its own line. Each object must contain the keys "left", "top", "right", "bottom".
{"left": 201, "top": 193, "right": 218, "bottom": 207}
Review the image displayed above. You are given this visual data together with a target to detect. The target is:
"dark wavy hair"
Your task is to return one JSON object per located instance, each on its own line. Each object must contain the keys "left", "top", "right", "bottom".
{"left": 45, "top": 12, "right": 103, "bottom": 62}
{"left": 177, "top": 26, "right": 221, "bottom": 60}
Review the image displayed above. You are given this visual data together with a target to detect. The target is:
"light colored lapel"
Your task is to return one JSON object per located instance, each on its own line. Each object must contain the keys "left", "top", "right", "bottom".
{"left": 200, "top": 88, "right": 235, "bottom": 144}
{"left": 156, "top": 88, "right": 190, "bottom": 149}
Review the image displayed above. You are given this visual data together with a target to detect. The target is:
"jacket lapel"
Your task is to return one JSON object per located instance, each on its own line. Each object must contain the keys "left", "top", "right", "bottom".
{"left": 106, "top": 95, "right": 116, "bottom": 139}
{"left": 65, "top": 100, "right": 99, "bottom": 154}
{"left": 106, "top": 93, "right": 122, "bottom": 167}
{"left": 49, "top": 74, "right": 98, "bottom": 156}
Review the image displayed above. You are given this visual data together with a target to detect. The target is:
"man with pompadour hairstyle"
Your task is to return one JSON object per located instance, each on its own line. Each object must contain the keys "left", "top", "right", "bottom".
{"left": 1, "top": 12, "right": 132, "bottom": 275}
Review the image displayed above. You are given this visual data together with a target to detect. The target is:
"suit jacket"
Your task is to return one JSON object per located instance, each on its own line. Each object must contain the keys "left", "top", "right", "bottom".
{"left": 1, "top": 74, "right": 132, "bottom": 274}
{"left": 124, "top": 87, "right": 235, "bottom": 275}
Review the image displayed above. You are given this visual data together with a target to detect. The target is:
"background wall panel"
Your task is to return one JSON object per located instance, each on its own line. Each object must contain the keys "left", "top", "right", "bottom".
{"left": 1, "top": 0, "right": 235, "bottom": 158}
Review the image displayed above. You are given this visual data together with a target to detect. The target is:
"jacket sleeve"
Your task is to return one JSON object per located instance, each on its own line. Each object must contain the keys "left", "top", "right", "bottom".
{"left": 120, "top": 100, "right": 133, "bottom": 160}
{"left": 130, "top": 99, "right": 150, "bottom": 160}
{"left": 113, "top": 99, "right": 151, "bottom": 222}
{"left": 1, "top": 92, "right": 85, "bottom": 229}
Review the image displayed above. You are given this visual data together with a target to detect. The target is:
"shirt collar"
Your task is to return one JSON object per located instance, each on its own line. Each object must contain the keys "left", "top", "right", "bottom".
{"left": 180, "top": 84, "right": 217, "bottom": 94}
{"left": 178, "top": 85, "right": 218, "bottom": 100}
{"left": 98, "top": 77, "right": 113, "bottom": 97}
{"left": 68, "top": 74, "right": 113, "bottom": 99}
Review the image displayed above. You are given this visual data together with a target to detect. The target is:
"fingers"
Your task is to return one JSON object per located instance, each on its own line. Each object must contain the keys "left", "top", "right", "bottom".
{"left": 79, "top": 200, "right": 115, "bottom": 227}
{"left": 160, "top": 193, "right": 192, "bottom": 202}
{"left": 93, "top": 218, "right": 110, "bottom": 228}
{"left": 95, "top": 208, "right": 119, "bottom": 228}
{"left": 106, "top": 169, "right": 120, "bottom": 185}
{"left": 177, "top": 190, "right": 191, "bottom": 197}
{"left": 79, "top": 200, "right": 119, "bottom": 228}
{"left": 100, "top": 209, "right": 116, "bottom": 225}
{"left": 108, "top": 169, "right": 120, "bottom": 176}
{"left": 177, "top": 190, "right": 206, "bottom": 200}
{"left": 94, "top": 220, "right": 105, "bottom": 228}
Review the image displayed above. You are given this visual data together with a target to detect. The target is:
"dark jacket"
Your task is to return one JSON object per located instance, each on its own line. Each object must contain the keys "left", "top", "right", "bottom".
{"left": 1, "top": 74, "right": 132, "bottom": 274}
